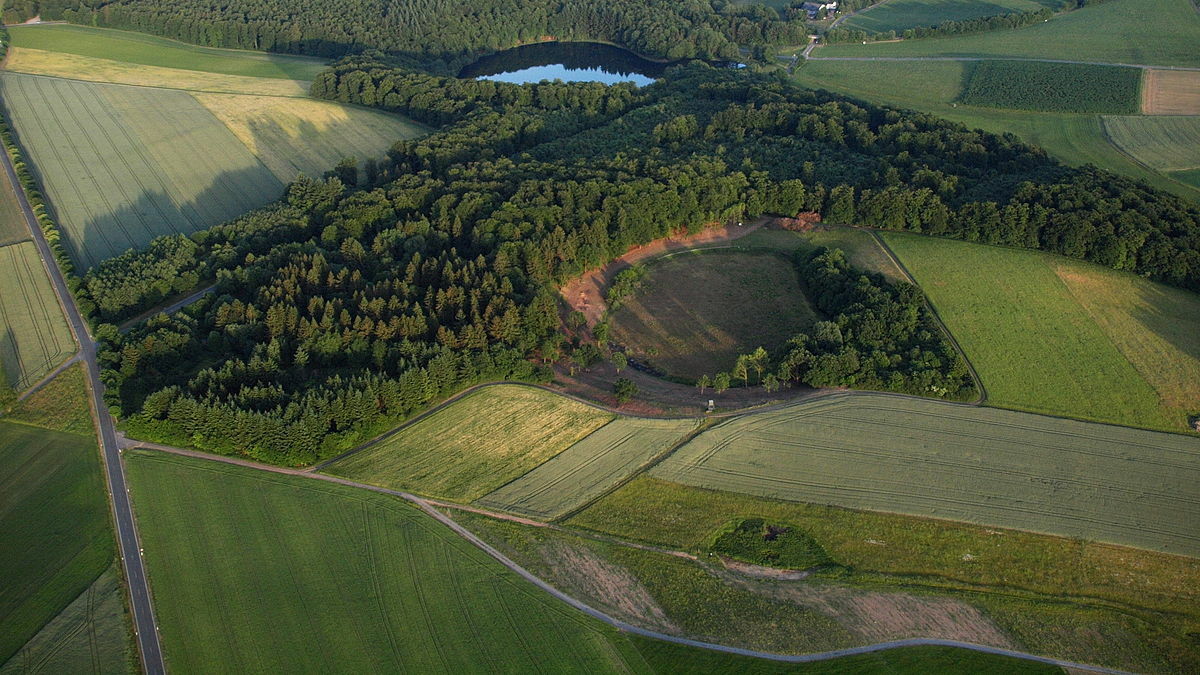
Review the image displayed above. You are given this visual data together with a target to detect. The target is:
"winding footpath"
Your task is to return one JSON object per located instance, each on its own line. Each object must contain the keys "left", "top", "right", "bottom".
{"left": 1, "top": 147, "right": 166, "bottom": 673}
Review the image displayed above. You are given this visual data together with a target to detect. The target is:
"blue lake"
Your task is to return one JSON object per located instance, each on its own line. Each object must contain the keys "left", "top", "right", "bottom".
{"left": 459, "top": 41, "right": 667, "bottom": 86}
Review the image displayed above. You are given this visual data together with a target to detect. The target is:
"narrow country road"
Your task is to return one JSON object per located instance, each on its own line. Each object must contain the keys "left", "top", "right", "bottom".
{"left": 1, "top": 148, "right": 166, "bottom": 673}
{"left": 128, "top": 440, "right": 1132, "bottom": 675}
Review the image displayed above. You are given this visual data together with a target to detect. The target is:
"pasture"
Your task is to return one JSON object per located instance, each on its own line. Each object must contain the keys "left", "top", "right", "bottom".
{"left": 7, "top": 24, "right": 326, "bottom": 80}
{"left": 842, "top": 0, "right": 1065, "bottom": 35}
{"left": 649, "top": 392, "right": 1200, "bottom": 556}
{"left": 1142, "top": 69, "right": 1200, "bottom": 115}
{"left": 475, "top": 416, "right": 699, "bottom": 519}
{"left": 608, "top": 251, "right": 819, "bottom": 379}
{"left": 1103, "top": 115, "right": 1200, "bottom": 172}
{"left": 325, "top": 385, "right": 613, "bottom": 501}
{"left": 124, "top": 451, "right": 646, "bottom": 673}
{"left": 194, "top": 94, "right": 428, "bottom": 182}
{"left": 816, "top": 0, "right": 1200, "bottom": 67}
{"left": 0, "top": 422, "right": 112, "bottom": 665}
{"left": 960, "top": 61, "right": 1141, "bottom": 114}
{"left": 0, "top": 73, "right": 284, "bottom": 268}
{"left": 0, "top": 242, "right": 75, "bottom": 391}
{"left": 882, "top": 232, "right": 1192, "bottom": 429}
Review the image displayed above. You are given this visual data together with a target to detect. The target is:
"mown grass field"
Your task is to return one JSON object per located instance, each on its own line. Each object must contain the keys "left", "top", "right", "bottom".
{"left": 0, "top": 242, "right": 75, "bottom": 391}
{"left": 1, "top": 568, "right": 131, "bottom": 675}
{"left": 609, "top": 251, "right": 819, "bottom": 379}
{"left": 882, "top": 232, "right": 1199, "bottom": 429}
{"left": 842, "top": 0, "right": 1064, "bottom": 34}
{"left": 0, "top": 73, "right": 284, "bottom": 268}
{"left": 194, "top": 93, "right": 428, "bottom": 182}
{"left": 326, "top": 385, "right": 614, "bottom": 501}
{"left": 1142, "top": 69, "right": 1200, "bottom": 115}
{"left": 567, "top": 477, "right": 1200, "bottom": 672}
{"left": 475, "top": 417, "right": 699, "bottom": 520}
{"left": 817, "top": 0, "right": 1200, "bottom": 67}
{"left": 649, "top": 392, "right": 1200, "bottom": 556}
{"left": 0, "top": 422, "right": 112, "bottom": 665}
{"left": 7, "top": 24, "right": 326, "bottom": 80}
{"left": 1103, "top": 115, "right": 1200, "bottom": 172}
{"left": 125, "top": 451, "right": 646, "bottom": 673}
{"left": 960, "top": 61, "right": 1141, "bottom": 114}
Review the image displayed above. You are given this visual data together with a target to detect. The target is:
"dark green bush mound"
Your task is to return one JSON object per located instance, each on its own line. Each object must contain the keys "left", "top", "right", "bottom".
{"left": 708, "top": 518, "right": 832, "bottom": 570}
{"left": 961, "top": 61, "right": 1141, "bottom": 114}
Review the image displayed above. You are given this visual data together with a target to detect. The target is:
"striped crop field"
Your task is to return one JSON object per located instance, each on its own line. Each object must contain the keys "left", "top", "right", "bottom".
{"left": 1103, "top": 115, "right": 1200, "bottom": 172}
{"left": 0, "top": 242, "right": 74, "bottom": 391}
{"left": 1141, "top": 69, "right": 1200, "bottom": 115}
{"left": 652, "top": 392, "right": 1200, "bottom": 556}
{"left": 0, "top": 73, "right": 284, "bottom": 268}
{"left": 325, "top": 385, "right": 614, "bottom": 502}
{"left": 475, "top": 417, "right": 700, "bottom": 520}
{"left": 0, "top": 161, "right": 29, "bottom": 247}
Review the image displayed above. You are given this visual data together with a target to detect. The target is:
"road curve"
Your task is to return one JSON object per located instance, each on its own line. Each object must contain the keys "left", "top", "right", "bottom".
{"left": 131, "top": 441, "right": 1131, "bottom": 675}
{"left": 0, "top": 142, "right": 167, "bottom": 673}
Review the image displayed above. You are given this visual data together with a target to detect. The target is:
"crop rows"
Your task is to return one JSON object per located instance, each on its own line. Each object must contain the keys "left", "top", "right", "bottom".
{"left": 652, "top": 392, "right": 1200, "bottom": 556}
{"left": 0, "top": 165, "right": 30, "bottom": 247}
{"left": 476, "top": 417, "right": 699, "bottom": 519}
{"left": 0, "top": 242, "right": 75, "bottom": 391}
{"left": 0, "top": 73, "right": 283, "bottom": 268}
{"left": 1103, "top": 115, "right": 1200, "bottom": 172}
{"left": 960, "top": 61, "right": 1141, "bottom": 114}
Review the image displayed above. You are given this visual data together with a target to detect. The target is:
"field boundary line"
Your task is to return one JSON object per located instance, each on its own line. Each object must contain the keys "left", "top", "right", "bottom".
{"left": 125, "top": 442, "right": 1134, "bottom": 675}
{"left": 806, "top": 54, "right": 1200, "bottom": 71}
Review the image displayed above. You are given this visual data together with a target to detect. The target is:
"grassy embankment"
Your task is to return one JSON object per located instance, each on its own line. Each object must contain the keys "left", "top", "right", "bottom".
{"left": 882, "top": 232, "right": 1200, "bottom": 431}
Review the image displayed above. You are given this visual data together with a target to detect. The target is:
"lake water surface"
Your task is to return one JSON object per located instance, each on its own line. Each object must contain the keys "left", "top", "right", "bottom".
{"left": 459, "top": 41, "right": 667, "bottom": 86}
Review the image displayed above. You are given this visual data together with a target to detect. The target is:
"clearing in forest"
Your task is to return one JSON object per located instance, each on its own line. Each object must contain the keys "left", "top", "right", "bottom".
{"left": 1102, "top": 115, "right": 1200, "bottom": 172}
{"left": 475, "top": 416, "right": 700, "bottom": 520}
{"left": 608, "top": 250, "right": 819, "bottom": 379}
{"left": 842, "top": 0, "right": 1066, "bottom": 35}
{"left": 1141, "top": 69, "right": 1200, "bottom": 115}
{"left": 0, "top": 242, "right": 75, "bottom": 391}
{"left": 324, "top": 385, "right": 613, "bottom": 502}
{"left": 882, "top": 232, "right": 1196, "bottom": 430}
{"left": 651, "top": 392, "right": 1200, "bottom": 557}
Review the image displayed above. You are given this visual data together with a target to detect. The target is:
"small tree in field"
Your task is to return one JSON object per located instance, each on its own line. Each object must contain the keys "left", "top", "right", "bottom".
{"left": 610, "top": 351, "right": 627, "bottom": 373}
{"left": 713, "top": 372, "right": 730, "bottom": 394}
{"left": 696, "top": 374, "right": 710, "bottom": 394}
{"left": 763, "top": 373, "right": 780, "bottom": 393}
{"left": 613, "top": 377, "right": 638, "bottom": 404}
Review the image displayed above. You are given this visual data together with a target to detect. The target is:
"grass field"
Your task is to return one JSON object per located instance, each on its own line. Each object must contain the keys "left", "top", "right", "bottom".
{"left": 1103, "top": 115, "right": 1200, "bottom": 172}
{"left": 0, "top": 73, "right": 284, "bottom": 268}
{"left": 474, "top": 417, "right": 699, "bottom": 519}
{"left": 567, "top": 477, "right": 1200, "bottom": 672}
{"left": 0, "top": 242, "right": 74, "bottom": 391}
{"left": 734, "top": 227, "right": 908, "bottom": 282}
{"left": 609, "top": 251, "right": 820, "bottom": 379}
{"left": 3, "top": 363, "right": 93, "bottom": 435}
{"left": 193, "top": 93, "right": 428, "bottom": 182}
{"left": 3, "top": 47, "right": 310, "bottom": 97}
{"left": 1142, "top": 69, "right": 1200, "bottom": 115}
{"left": 960, "top": 61, "right": 1141, "bottom": 114}
{"left": 649, "top": 392, "right": 1200, "bottom": 556}
{"left": 7, "top": 24, "right": 326, "bottom": 80}
{"left": 842, "top": 0, "right": 1064, "bottom": 34}
{"left": 0, "top": 160, "right": 28, "bottom": 247}
{"left": 325, "top": 385, "right": 614, "bottom": 501}
{"left": 882, "top": 232, "right": 1199, "bottom": 429}
{"left": 0, "top": 422, "right": 112, "bottom": 665}
{"left": 1, "top": 568, "right": 131, "bottom": 675}
{"left": 817, "top": 0, "right": 1200, "bottom": 67}
{"left": 1172, "top": 168, "right": 1200, "bottom": 188}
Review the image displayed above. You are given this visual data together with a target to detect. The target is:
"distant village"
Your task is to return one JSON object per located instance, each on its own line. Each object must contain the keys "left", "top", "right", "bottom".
{"left": 800, "top": 1, "right": 839, "bottom": 19}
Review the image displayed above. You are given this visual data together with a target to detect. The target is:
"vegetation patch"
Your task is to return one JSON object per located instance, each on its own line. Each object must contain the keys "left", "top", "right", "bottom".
{"left": 3, "top": 363, "right": 93, "bottom": 436}
{"left": 708, "top": 518, "right": 832, "bottom": 570}
{"left": 651, "top": 392, "right": 1200, "bottom": 556}
{"left": 325, "top": 385, "right": 613, "bottom": 501}
{"left": 842, "top": 0, "right": 1065, "bottom": 35}
{"left": 1103, "top": 115, "right": 1200, "bottom": 172}
{"left": 608, "top": 250, "right": 819, "bottom": 379}
{"left": 960, "top": 61, "right": 1141, "bottom": 114}
{"left": 475, "top": 416, "right": 699, "bottom": 520}
{"left": 0, "top": 242, "right": 74, "bottom": 391}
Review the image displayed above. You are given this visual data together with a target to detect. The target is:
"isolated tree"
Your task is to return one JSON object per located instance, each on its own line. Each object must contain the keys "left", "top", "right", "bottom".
{"left": 713, "top": 372, "right": 731, "bottom": 394}
{"left": 593, "top": 320, "right": 610, "bottom": 346}
{"left": 613, "top": 377, "right": 638, "bottom": 404}
{"left": 567, "top": 310, "right": 586, "bottom": 330}
{"left": 696, "top": 373, "right": 711, "bottom": 394}
{"left": 732, "top": 355, "right": 750, "bottom": 387}
{"left": 610, "top": 351, "right": 627, "bottom": 373}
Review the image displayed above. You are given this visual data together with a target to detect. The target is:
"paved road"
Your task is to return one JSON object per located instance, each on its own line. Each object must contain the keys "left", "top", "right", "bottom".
{"left": 131, "top": 440, "right": 1132, "bottom": 675}
{"left": 1, "top": 146, "right": 166, "bottom": 673}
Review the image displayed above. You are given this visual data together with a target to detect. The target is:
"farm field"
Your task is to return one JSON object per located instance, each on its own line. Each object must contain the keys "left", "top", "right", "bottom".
{"left": 568, "top": 477, "right": 1200, "bottom": 672}
{"left": 475, "top": 416, "right": 699, "bottom": 520}
{"left": 7, "top": 24, "right": 326, "bottom": 80}
{"left": 0, "top": 242, "right": 75, "bottom": 391}
{"left": 882, "top": 232, "right": 1198, "bottom": 429}
{"left": 0, "top": 421, "right": 113, "bottom": 665}
{"left": 0, "top": 568, "right": 131, "bottom": 675}
{"left": 1142, "top": 69, "right": 1200, "bottom": 115}
{"left": 608, "top": 251, "right": 819, "bottom": 379}
{"left": 1173, "top": 168, "right": 1200, "bottom": 188}
{"left": 960, "top": 61, "right": 1141, "bottom": 114}
{"left": 0, "top": 73, "right": 284, "bottom": 268}
{"left": 325, "top": 385, "right": 614, "bottom": 502}
{"left": 1103, "top": 115, "right": 1200, "bottom": 172}
{"left": 815, "top": 0, "right": 1200, "bottom": 67}
{"left": 0, "top": 162, "right": 28, "bottom": 247}
{"left": 842, "top": 0, "right": 1065, "bottom": 34}
{"left": 124, "top": 450, "right": 649, "bottom": 673}
{"left": 193, "top": 93, "right": 428, "bottom": 182}
{"left": 650, "top": 392, "right": 1200, "bottom": 556}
